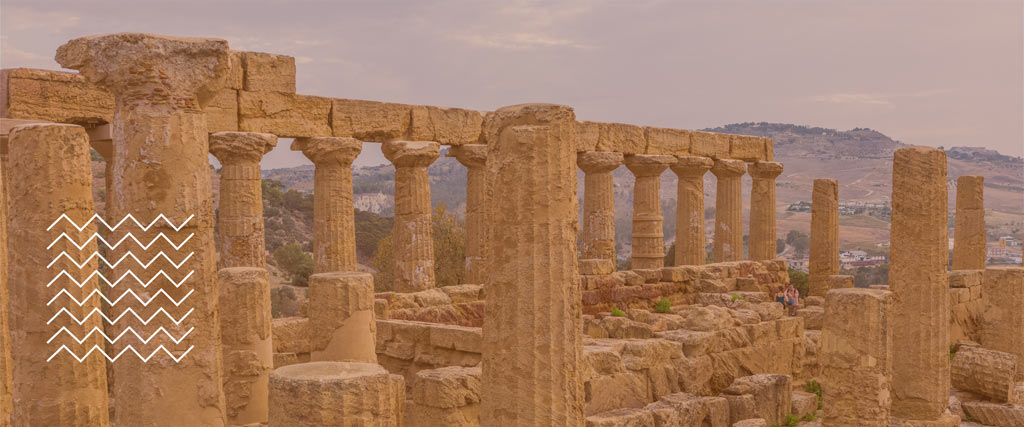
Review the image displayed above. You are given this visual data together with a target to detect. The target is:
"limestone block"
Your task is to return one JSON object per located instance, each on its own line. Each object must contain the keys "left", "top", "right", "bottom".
{"left": 332, "top": 98, "right": 412, "bottom": 141}
{"left": 585, "top": 372, "right": 649, "bottom": 415}
{"left": 580, "top": 259, "right": 616, "bottom": 276}
{"left": 268, "top": 362, "right": 404, "bottom": 426}
{"left": 982, "top": 268, "right": 1024, "bottom": 380}
{"left": 241, "top": 51, "right": 296, "bottom": 92}
{"left": 762, "top": 138, "right": 774, "bottom": 161}
{"left": 729, "top": 135, "right": 766, "bottom": 162}
{"left": 219, "top": 267, "right": 273, "bottom": 425}
{"left": 576, "top": 120, "right": 601, "bottom": 151}
{"left": 411, "top": 366, "right": 481, "bottom": 409}
{"left": 238, "top": 91, "right": 331, "bottom": 137}
{"left": 205, "top": 88, "right": 239, "bottom": 132}
{"left": 732, "top": 419, "right": 767, "bottom": 427}
{"left": 691, "top": 131, "right": 730, "bottom": 159}
{"left": 700, "top": 396, "right": 731, "bottom": 427}
{"left": 724, "top": 394, "right": 757, "bottom": 424}
{"left": 409, "top": 105, "right": 484, "bottom": 145}
{"left": 309, "top": 273, "right": 377, "bottom": 363}
{"left": 595, "top": 122, "right": 646, "bottom": 154}
{"left": 791, "top": 391, "right": 818, "bottom": 416}
{"left": 960, "top": 401, "right": 1024, "bottom": 427}
{"left": 405, "top": 400, "right": 480, "bottom": 427}
{"left": 643, "top": 393, "right": 705, "bottom": 427}
{"left": 273, "top": 352, "right": 303, "bottom": 369}
{"left": 949, "top": 270, "right": 983, "bottom": 288}
{"left": 951, "top": 345, "right": 1018, "bottom": 402}
{"left": 722, "top": 374, "right": 792, "bottom": 425}
{"left": 427, "top": 324, "right": 482, "bottom": 353}
{"left": 645, "top": 126, "right": 691, "bottom": 155}
{"left": 585, "top": 408, "right": 655, "bottom": 427}
{"left": 226, "top": 51, "right": 244, "bottom": 89}
{"left": 0, "top": 68, "right": 114, "bottom": 125}
{"left": 804, "top": 296, "right": 824, "bottom": 307}
{"left": 827, "top": 275, "right": 854, "bottom": 290}
{"left": 796, "top": 306, "right": 824, "bottom": 330}
{"left": 272, "top": 317, "right": 310, "bottom": 354}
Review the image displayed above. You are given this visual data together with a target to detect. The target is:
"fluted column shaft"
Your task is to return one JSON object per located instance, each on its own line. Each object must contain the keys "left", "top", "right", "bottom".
{"left": 218, "top": 267, "right": 272, "bottom": 425}
{"left": 625, "top": 155, "right": 674, "bottom": 269}
{"left": 809, "top": 179, "right": 839, "bottom": 296}
{"left": 383, "top": 140, "right": 440, "bottom": 292}
{"left": 578, "top": 152, "right": 623, "bottom": 263}
{"left": 309, "top": 272, "right": 377, "bottom": 363}
{"left": 0, "top": 136, "right": 8, "bottom": 427}
{"left": 210, "top": 132, "right": 277, "bottom": 268}
{"left": 953, "top": 175, "right": 986, "bottom": 270}
{"left": 294, "top": 137, "right": 362, "bottom": 274}
{"left": 711, "top": 159, "right": 746, "bottom": 262}
{"left": 449, "top": 145, "right": 488, "bottom": 284}
{"left": 671, "top": 156, "right": 713, "bottom": 265}
{"left": 748, "top": 162, "right": 783, "bottom": 261}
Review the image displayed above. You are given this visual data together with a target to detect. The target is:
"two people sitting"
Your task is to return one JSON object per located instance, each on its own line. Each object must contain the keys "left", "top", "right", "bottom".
{"left": 771, "top": 284, "right": 800, "bottom": 316}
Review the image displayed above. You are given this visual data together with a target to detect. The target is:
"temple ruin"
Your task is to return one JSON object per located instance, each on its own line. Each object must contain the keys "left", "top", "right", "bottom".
{"left": 0, "top": 32, "right": 1020, "bottom": 427}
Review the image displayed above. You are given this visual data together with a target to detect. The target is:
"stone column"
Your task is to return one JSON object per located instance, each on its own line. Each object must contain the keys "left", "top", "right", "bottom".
{"left": 0, "top": 136, "right": 9, "bottom": 427}
{"left": 382, "top": 140, "right": 440, "bottom": 292}
{"left": 268, "top": 362, "right": 405, "bottom": 426}
{"left": 889, "top": 147, "right": 950, "bottom": 422}
{"left": 309, "top": 272, "right": 377, "bottom": 363}
{"left": 7, "top": 124, "right": 109, "bottom": 426}
{"left": 481, "top": 104, "right": 584, "bottom": 426}
{"left": 748, "top": 162, "right": 783, "bottom": 261}
{"left": 821, "top": 288, "right": 894, "bottom": 427}
{"left": 210, "top": 132, "right": 277, "bottom": 268}
{"left": 953, "top": 175, "right": 986, "bottom": 270}
{"left": 448, "top": 144, "right": 488, "bottom": 284}
{"left": 57, "top": 33, "right": 231, "bottom": 426}
{"left": 809, "top": 179, "right": 839, "bottom": 296}
{"left": 293, "top": 137, "right": 363, "bottom": 274}
{"left": 982, "top": 267, "right": 1024, "bottom": 380}
{"left": 578, "top": 152, "right": 623, "bottom": 263}
{"left": 711, "top": 159, "right": 746, "bottom": 262}
{"left": 671, "top": 156, "right": 713, "bottom": 266}
{"left": 950, "top": 345, "right": 1018, "bottom": 403}
{"left": 624, "top": 154, "right": 675, "bottom": 269}
{"left": 219, "top": 267, "right": 273, "bottom": 425}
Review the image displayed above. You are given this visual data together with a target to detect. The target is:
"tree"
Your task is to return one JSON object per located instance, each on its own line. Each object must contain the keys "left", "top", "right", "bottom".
{"left": 776, "top": 238, "right": 786, "bottom": 254}
{"left": 273, "top": 242, "right": 314, "bottom": 286}
{"left": 788, "top": 267, "right": 809, "bottom": 297}
{"left": 786, "top": 230, "right": 810, "bottom": 256}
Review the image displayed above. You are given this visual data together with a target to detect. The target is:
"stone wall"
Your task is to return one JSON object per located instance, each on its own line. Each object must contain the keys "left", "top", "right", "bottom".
{"left": 374, "top": 285, "right": 485, "bottom": 327}
{"left": 949, "top": 270, "right": 984, "bottom": 346}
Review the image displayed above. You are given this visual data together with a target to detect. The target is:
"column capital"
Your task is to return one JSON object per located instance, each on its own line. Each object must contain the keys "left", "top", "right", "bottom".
{"left": 670, "top": 156, "right": 713, "bottom": 177}
{"left": 624, "top": 154, "right": 674, "bottom": 176}
{"left": 748, "top": 161, "right": 784, "bottom": 179}
{"left": 292, "top": 137, "right": 362, "bottom": 166}
{"left": 710, "top": 159, "right": 747, "bottom": 178}
{"left": 447, "top": 144, "right": 487, "bottom": 169}
{"left": 209, "top": 131, "right": 277, "bottom": 164}
{"left": 383, "top": 140, "right": 440, "bottom": 168}
{"left": 56, "top": 33, "right": 230, "bottom": 110}
{"left": 577, "top": 152, "right": 623, "bottom": 174}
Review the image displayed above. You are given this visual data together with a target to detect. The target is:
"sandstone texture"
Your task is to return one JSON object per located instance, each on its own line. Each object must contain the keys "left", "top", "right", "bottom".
{"left": 293, "top": 137, "right": 362, "bottom": 274}
{"left": 210, "top": 131, "right": 277, "bottom": 268}
{"left": 448, "top": 145, "right": 488, "bottom": 283}
{"left": 268, "top": 362, "right": 404, "bottom": 426}
{"left": 982, "top": 267, "right": 1024, "bottom": 380}
{"left": 579, "top": 152, "right": 624, "bottom": 263}
{"left": 711, "top": 159, "right": 746, "bottom": 262}
{"left": 809, "top": 179, "right": 839, "bottom": 296}
{"left": 950, "top": 345, "right": 1018, "bottom": 402}
{"left": 625, "top": 154, "right": 676, "bottom": 269}
{"left": 953, "top": 175, "right": 986, "bottom": 270}
{"left": 219, "top": 267, "right": 273, "bottom": 425}
{"left": 748, "top": 162, "right": 783, "bottom": 261}
{"left": 671, "top": 156, "right": 714, "bottom": 266}
{"left": 309, "top": 272, "right": 377, "bottom": 363}
{"left": 384, "top": 140, "right": 441, "bottom": 292}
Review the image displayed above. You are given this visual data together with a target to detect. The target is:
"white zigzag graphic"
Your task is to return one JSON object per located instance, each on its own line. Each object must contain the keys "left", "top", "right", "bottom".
{"left": 48, "top": 288, "right": 194, "bottom": 307}
{"left": 47, "top": 213, "right": 195, "bottom": 232}
{"left": 46, "top": 269, "right": 194, "bottom": 289}
{"left": 47, "top": 307, "right": 194, "bottom": 326}
{"left": 47, "top": 344, "right": 194, "bottom": 363}
{"left": 47, "top": 326, "right": 194, "bottom": 345}
{"left": 47, "top": 232, "right": 194, "bottom": 251}
{"left": 47, "top": 251, "right": 194, "bottom": 270}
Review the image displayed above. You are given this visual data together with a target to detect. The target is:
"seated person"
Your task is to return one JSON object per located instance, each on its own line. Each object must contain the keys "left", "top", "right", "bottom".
{"left": 785, "top": 284, "right": 800, "bottom": 316}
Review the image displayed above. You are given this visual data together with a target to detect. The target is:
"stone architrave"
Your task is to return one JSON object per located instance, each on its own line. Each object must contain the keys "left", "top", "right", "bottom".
{"left": 268, "top": 362, "right": 405, "bottom": 426}
{"left": 448, "top": 145, "right": 488, "bottom": 284}
{"left": 670, "top": 156, "right": 713, "bottom": 266}
{"left": 480, "top": 104, "right": 584, "bottom": 426}
{"left": 748, "top": 161, "right": 783, "bottom": 261}
{"left": 383, "top": 140, "right": 440, "bottom": 292}
{"left": 578, "top": 152, "right": 623, "bottom": 263}
{"left": 982, "top": 267, "right": 1024, "bottom": 380}
{"left": 889, "top": 147, "right": 950, "bottom": 422}
{"left": 57, "top": 33, "right": 231, "bottom": 426}
{"left": 309, "top": 272, "right": 377, "bottom": 363}
{"left": 624, "top": 154, "right": 675, "bottom": 269}
{"left": 293, "top": 136, "right": 363, "bottom": 274}
{"left": 7, "top": 124, "right": 109, "bottom": 426}
{"left": 953, "top": 175, "right": 985, "bottom": 270}
{"left": 809, "top": 179, "right": 839, "bottom": 296}
{"left": 209, "top": 131, "right": 277, "bottom": 268}
{"left": 711, "top": 159, "right": 746, "bottom": 262}
{"left": 218, "top": 267, "right": 273, "bottom": 425}
{"left": 821, "top": 288, "right": 894, "bottom": 426}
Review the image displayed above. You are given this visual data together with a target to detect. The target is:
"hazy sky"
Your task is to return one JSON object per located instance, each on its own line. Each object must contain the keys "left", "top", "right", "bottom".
{"left": 2, "top": 0, "right": 1022, "bottom": 168}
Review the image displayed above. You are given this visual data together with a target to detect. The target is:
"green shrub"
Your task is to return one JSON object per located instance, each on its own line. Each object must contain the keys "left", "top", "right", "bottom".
{"left": 802, "top": 412, "right": 816, "bottom": 421}
{"left": 784, "top": 413, "right": 799, "bottom": 426}
{"left": 730, "top": 294, "right": 745, "bottom": 302}
{"left": 610, "top": 307, "right": 626, "bottom": 317}
{"left": 654, "top": 299, "right": 672, "bottom": 313}
{"left": 805, "top": 379, "right": 823, "bottom": 409}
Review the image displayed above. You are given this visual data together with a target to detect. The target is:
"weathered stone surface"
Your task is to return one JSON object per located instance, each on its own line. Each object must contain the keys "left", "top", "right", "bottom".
{"left": 809, "top": 179, "right": 839, "bottom": 296}
{"left": 691, "top": 131, "right": 731, "bottom": 159}
{"left": 645, "top": 127, "right": 691, "bottom": 155}
{"left": 732, "top": 419, "right": 767, "bottom": 427}
{"left": 982, "top": 267, "right": 1024, "bottom": 380}
{"left": 951, "top": 345, "right": 1018, "bottom": 402}
{"left": 748, "top": 162, "right": 783, "bottom": 261}
{"left": 7, "top": 123, "right": 109, "bottom": 426}
{"left": 712, "top": 159, "right": 746, "bottom": 262}
{"left": 210, "top": 131, "right": 277, "bottom": 268}
{"left": 293, "top": 137, "right": 362, "bottom": 274}
{"left": 411, "top": 366, "right": 481, "bottom": 409}
{"left": 791, "top": 391, "right": 818, "bottom": 417}
{"left": 409, "top": 105, "right": 484, "bottom": 145}
{"left": 953, "top": 175, "right": 986, "bottom": 270}
{"left": 238, "top": 91, "right": 331, "bottom": 137}
{"left": 0, "top": 68, "right": 114, "bottom": 125}
{"left": 309, "top": 273, "right": 377, "bottom": 363}
{"left": 960, "top": 401, "right": 1024, "bottom": 427}
{"left": 385, "top": 141, "right": 441, "bottom": 292}
{"left": 448, "top": 145, "right": 488, "bottom": 283}
{"left": 642, "top": 392, "right": 706, "bottom": 427}
{"left": 268, "top": 362, "right": 404, "bottom": 426}
{"left": 596, "top": 122, "right": 646, "bottom": 154}
{"left": 0, "top": 136, "right": 8, "bottom": 427}
{"left": 219, "top": 268, "right": 273, "bottom": 425}
{"left": 580, "top": 259, "right": 616, "bottom": 276}
{"left": 729, "top": 135, "right": 767, "bottom": 162}
{"left": 827, "top": 275, "right": 854, "bottom": 291}
{"left": 821, "top": 288, "right": 894, "bottom": 426}
{"left": 205, "top": 88, "right": 239, "bottom": 132}
{"left": 240, "top": 51, "right": 296, "bottom": 93}
{"left": 481, "top": 104, "right": 584, "bottom": 426}
{"left": 671, "top": 156, "right": 713, "bottom": 266}
{"left": 722, "top": 374, "right": 791, "bottom": 425}
{"left": 272, "top": 317, "right": 310, "bottom": 354}
{"left": 625, "top": 154, "right": 675, "bottom": 269}
{"left": 332, "top": 98, "right": 412, "bottom": 141}
{"left": 585, "top": 408, "right": 654, "bottom": 427}
{"left": 579, "top": 152, "right": 624, "bottom": 263}
{"left": 890, "top": 147, "right": 950, "bottom": 422}
{"left": 796, "top": 306, "right": 824, "bottom": 330}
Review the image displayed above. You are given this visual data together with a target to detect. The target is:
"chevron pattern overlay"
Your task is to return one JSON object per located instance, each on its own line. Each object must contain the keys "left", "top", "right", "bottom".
{"left": 46, "top": 213, "right": 196, "bottom": 363}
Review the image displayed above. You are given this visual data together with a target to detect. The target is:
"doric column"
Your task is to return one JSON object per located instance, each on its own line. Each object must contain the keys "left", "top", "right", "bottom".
{"left": 210, "top": 131, "right": 277, "bottom": 268}
{"left": 578, "top": 152, "right": 623, "bottom": 263}
{"left": 624, "top": 154, "right": 675, "bottom": 269}
{"left": 309, "top": 272, "right": 377, "bottom": 363}
{"left": 0, "top": 133, "right": 9, "bottom": 427}
{"left": 809, "top": 179, "right": 839, "bottom": 296}
{"left": 293, "top": 137, "right": 362, "bottom": 274}
{"left": 481, "top": 104, "right": 584, "bottom": 426}
{"left": 269, "top": 362, "right": 405, "bottom": 426}
{"left": 8, "top": 124, "right": 109, "bottom": 426}
{"left": 383, "top": 140, "right": 440, "bottom": 292}
{"left": 889, "top": 147, "right": 950, "bottom": 422}
{"left": 57, "top": 33, "right": 231, "bottom": 426}
{"left": 218, "top": 267, "right": 272, "bottom": 425}
{"left": 953, "top": 175, "right": 986, "bottom": 270}
{"left": 711, "top": 159, "right": 746, "bottom": 262}
{"left": 670, "top": 156, "right": 712, "bottom": 266}
{"left": 748, "top": 161, "right": 783, "bottom": 261}
{"left": 448, "top": 144, "right": 488, "bottom": 284}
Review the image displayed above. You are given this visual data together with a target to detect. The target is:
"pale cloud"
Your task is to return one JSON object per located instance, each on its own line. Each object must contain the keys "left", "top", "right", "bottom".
{"left": 452, "top": 31, "right": 592, "bottom": 50}
{"left": 1, "top": 7, "right": 80, "bottom": 32}
{"left": 807, "top": 89, "right": 954, "bottom": 107}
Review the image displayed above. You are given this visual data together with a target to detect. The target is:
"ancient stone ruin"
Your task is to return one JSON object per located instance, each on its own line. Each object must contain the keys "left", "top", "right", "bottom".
{"left": 0, "top": 32, "right": 1020, "bottom": 427}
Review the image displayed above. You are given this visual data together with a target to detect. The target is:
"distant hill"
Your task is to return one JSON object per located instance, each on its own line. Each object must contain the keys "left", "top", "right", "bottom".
{"left": 706, "top": 122, "right": 903, "bottom": 159}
